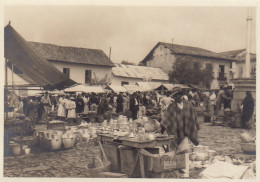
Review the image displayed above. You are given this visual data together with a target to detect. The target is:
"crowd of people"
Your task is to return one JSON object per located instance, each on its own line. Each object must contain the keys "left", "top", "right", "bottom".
{"left": 6, "top": 85, "right": 255, "bottom": 130}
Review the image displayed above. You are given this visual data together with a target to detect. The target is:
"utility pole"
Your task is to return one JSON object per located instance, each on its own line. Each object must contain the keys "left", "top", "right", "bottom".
{"left": 245, "top": 7, "right": 252, "bottom": 78}
{"left": 109, "top": 47, "right": 111, "bottom": 59}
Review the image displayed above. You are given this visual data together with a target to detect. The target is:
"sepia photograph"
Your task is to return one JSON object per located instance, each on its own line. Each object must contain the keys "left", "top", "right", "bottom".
{"left": 1, "top": 0, "right": 259, "bottom": 180}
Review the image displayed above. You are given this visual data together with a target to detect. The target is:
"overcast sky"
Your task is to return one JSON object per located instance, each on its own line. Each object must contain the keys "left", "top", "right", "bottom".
{"left": 4, "top": 5, "right": 256, "bottom": 64}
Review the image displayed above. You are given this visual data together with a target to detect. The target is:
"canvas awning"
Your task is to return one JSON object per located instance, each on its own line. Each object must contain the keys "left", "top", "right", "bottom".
{"left": 105, "top": 85, "right": 128, "bottom": 93}
{"left": 4, "top": 24, "right": 77, "bottom": 90}
{"left": 123, "top": 85, "right": 148, "bottom": 93}
{"left": 64, "top": 84, "right": 105, "bottom": 93}
{"left": 154, "top": 83, "right": 190, "bottom": 91}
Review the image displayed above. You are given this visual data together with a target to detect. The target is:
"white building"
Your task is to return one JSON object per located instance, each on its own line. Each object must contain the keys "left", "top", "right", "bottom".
{"left": 27, "top": 42, "right": 114, "bottom": 85}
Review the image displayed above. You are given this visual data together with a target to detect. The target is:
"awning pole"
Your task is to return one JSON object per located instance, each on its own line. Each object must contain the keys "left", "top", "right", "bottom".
{"left": 5, "top": 58, "right": 8, "bottom": 119}
{"left": 11, "top": 63, "right": 14, "bottom": 88}
{"left": 5, "top": 58, "right": 8, "bottom": 87}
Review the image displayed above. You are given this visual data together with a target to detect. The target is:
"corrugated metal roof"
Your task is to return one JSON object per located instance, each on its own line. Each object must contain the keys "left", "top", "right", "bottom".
{"left": 27, "top": 42, "right": 115, "bottom": 67}
{"left": 112, "top": 64, "right": 168, "bottom": 81}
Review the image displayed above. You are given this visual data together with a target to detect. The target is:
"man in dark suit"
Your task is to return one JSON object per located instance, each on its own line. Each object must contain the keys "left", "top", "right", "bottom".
{"left": 129, "top": 92, "right": 139, "bottom": 120}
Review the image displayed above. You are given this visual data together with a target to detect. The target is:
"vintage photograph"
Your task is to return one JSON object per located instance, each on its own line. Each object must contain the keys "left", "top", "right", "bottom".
{"left": 2, "top": 2, "right": 257, "bottom": 179}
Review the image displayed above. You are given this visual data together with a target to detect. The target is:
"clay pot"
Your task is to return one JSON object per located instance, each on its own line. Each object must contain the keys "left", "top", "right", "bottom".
{"left": 47, "top": 138, "right": 62, "bottom": 150}
{"left": 24, "top": 148, "right": 31, "bottom": 155}
{"left": 12, "top": 145, "right": 21, "bottom": 156}
{"left": 63, "top": 138, "right": 76, "bottom": 149}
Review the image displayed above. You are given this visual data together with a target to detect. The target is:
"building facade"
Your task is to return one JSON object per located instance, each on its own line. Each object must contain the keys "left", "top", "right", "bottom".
{"left": 28, "top": 42, "right": 114, "bottom": 85}
{"left": 140, "top": 42, "right": 236, "bottom": 89}
{"left": 220, "top": 49, "right": 256, "bottom": 79}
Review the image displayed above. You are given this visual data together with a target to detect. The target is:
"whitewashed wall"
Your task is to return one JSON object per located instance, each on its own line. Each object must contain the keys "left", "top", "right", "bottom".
{"left": 52, "top": 62, "right": 113, "bottom": 84}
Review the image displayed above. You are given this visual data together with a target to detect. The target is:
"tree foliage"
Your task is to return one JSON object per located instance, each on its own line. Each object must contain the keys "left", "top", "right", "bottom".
{"left": 169, "top": 56, "right": 213, "bottom": 88}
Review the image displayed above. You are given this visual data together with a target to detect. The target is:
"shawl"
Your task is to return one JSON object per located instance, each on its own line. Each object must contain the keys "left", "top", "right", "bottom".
{"left": 242, "top": 95, "right": 255, "bottom": 122}
{"left": 161, "top": 100, "right": 200, "bottom": 148}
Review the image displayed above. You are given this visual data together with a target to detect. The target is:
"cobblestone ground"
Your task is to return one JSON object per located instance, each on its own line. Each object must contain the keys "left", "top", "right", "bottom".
{"left": 4, "top": 119, "right": 256, "bottom": 178}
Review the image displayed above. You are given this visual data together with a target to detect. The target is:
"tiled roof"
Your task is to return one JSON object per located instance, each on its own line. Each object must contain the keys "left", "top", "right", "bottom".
{"left": 140, "top": 42, "right": 235, "bottom": 65}
{"left": 219, "top": 49, "right": 256, "bottom": 62}
{"left": 27, "top": 42, "right": 115, "bottom": 67}
{"left": 112, "top": 64, "right": 168, "bottom": 81}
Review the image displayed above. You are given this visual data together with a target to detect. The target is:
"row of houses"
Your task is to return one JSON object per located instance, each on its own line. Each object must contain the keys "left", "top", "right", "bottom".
{"left": 8, "top": 40, "right": 256, "bottom": 90}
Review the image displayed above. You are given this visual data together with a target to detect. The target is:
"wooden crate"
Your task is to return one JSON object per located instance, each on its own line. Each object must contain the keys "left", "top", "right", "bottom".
{"left": 118, "top": 145, "right": 141, "bottom": 177}
{"left": 141, "top": 149, "right": 186, "bottom": 173}
{"left": 102, "top": 142, "right": 121, "bottom": 171}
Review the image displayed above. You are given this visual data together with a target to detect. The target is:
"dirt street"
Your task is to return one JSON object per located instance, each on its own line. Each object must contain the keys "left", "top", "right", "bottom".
{"left": 4, "top": 120, "right": 256, "bottom": 178}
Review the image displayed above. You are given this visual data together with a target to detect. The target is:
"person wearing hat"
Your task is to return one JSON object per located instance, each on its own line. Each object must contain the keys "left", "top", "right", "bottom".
{"left": 160, "top": 92, "right": 174, "bottom": 117}
{"left": 67, "top": 97, "right": 76, "bottom": 123}
{"left": 160, "top": 88, "right": 200, "bottom": 177}
{"left": 40, "top": 92, "right": 51, "bottom": 122}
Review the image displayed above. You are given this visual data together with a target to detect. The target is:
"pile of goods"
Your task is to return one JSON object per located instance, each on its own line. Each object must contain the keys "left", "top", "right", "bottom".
{"left": 240, "top": 132, "right": 256, "bottom": 154}
{"left": 33, "top": 120, "right": 98, "bottom": 151}
{"left": 9, "top": 141, "right": 31, "bottom": 156}
{"left": 188, "top": 144, "right": 256, "bottom": 179}
{"left": 96, "top": 115, "right": 162, "bottom": 141}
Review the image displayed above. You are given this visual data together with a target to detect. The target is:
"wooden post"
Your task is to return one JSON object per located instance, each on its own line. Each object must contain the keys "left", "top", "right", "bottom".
{"left": 139, "top": 153, "right": 145, "bottom": 178}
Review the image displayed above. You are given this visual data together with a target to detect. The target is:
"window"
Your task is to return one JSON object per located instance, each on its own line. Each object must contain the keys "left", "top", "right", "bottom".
{"left": 230, "top": 62, "right": 232, "bottom": 68}
{"left": 85, "top": 70, "right": 92, "bottom": 83}
{"left": 121, "top": 81, "right": 129, "bottom": 86}
{"left": 63, "top": 68, "right": 70, "bottom": 78}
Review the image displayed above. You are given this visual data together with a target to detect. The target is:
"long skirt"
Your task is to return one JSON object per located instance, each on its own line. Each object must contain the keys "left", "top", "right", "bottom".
{"left": 67, "top": 109, "right": 76, "bottom": 118}
{"left": 57, "top": 104, "right": 66, "bottom": 117}
{"left": 83, "top": 104, "right": 89, "bottom": 114}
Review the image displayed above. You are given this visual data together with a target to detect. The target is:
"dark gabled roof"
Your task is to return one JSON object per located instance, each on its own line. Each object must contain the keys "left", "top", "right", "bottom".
{"left": 219, "top": 49, "right": 256, "bottom": 62}
{"left": 4, "top": 24, "right": 77, "bottom": 90}
{"left": 27, "top": 42, "right": 115, "bottom": 67}
{"left": 140, "top": 42, "right": 235, "bottom": 65}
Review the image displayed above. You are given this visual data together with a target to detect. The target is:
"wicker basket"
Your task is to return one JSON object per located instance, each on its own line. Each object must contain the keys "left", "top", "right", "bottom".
{"left": 86, "top": 158, "right": 111, "bottom": 177}
{"left": 241, "top": 143, "right": 256, "bottom": 154}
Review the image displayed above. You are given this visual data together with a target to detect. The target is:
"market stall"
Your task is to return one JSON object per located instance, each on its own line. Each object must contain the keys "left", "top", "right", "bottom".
{"left": 93, "top": 115, "right": 187, "bottom": 178}
{"left": 105, "top": 85, "right": 128, "bottom": 93}
{"left": 64, "top": 84, "right": 105, "bottom": 93}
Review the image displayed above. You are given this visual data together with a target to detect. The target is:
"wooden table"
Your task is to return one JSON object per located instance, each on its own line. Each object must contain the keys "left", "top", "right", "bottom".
{"left": 98, "top": 134, "right": 174, "bottom": 178}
